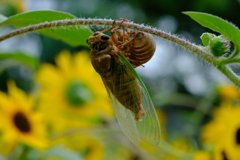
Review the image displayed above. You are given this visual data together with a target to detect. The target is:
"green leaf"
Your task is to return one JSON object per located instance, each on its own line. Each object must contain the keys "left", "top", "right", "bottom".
{"left": 0, "top": 10, "right": 76, "bottom": 27}
{"left": 0, "top": 52, "right": 38, "bottom": 69}
{"left": 184, "top": 12, "right": 240, "bottom": 47}
{"left": 0, "top": 10, "right": 92, "bottom": 46}
{"left": 200, "top": 33, "right": 215, "bottom": 46}
{"left": 0, "top": 14, "right": 7, "bottom": 23}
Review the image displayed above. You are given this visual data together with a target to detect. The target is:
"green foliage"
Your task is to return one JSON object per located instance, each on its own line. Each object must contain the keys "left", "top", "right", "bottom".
{"left": 184, "top": 12, "right": 240, "bottom": 52}
{"left": 184, "top": 12, "right": 240, "bottom": 88}
{"left": 0, "top": 52, "right": 38, "bottom": 74}
{"left": 200, "top": 33, "right": 215, "bottom": 47}
{"left": 0, "top": 10, "right": 92, "bottom": 46}
{"left": 0, "top": 10, "right": 76, "bottom": 26}
{"left": 0, "top": 14, "right": 7, "bottom": 23}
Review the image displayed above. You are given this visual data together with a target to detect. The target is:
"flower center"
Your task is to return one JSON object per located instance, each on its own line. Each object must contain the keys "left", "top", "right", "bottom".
{"left": 236, "top": 128, "right": 240, "bottom": 144}
{"left": 65, "top": 80, "right": 93, "bottom": 107}
{"left": 13, "top": 112, "right": 31, "bottom": 133}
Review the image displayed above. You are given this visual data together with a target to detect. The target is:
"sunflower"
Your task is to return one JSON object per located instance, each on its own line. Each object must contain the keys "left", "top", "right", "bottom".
{"left": 36, "top": 50, "right": 113, "bottom": 133}
{"left": 201, "top": 101, "right": 240, "bottom": 160}
{"left": 0, "top": 80, "right": 47, "bottom": 154}
{"left": 193, "top": 151, "right": 212, "bottom": 160}
{"left": 218, "top": 83, "right": 240, "bottom": 100}
{"left": 71, "top": 135, "right": 104, "bottom": 160}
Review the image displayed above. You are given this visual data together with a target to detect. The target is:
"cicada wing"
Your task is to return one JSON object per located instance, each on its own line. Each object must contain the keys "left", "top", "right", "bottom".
{"left": 135, "top": 82, "right": 161, "bottom": 145}
{"left": 104, "top": 75, "right": 160, "bottom": 146}
{"left": 118, "top": 51, "right": 161, "bottom": 145}
{"left": 106, "top": 87, "right": 140, "bottom": 146}
{"left": 102, "top": 51, "right": 160, "bottom": 146}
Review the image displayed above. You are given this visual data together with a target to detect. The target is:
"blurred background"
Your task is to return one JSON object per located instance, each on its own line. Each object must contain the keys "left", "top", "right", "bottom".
{"left": 1, "top": 0, "right": 240, "bottom": 160}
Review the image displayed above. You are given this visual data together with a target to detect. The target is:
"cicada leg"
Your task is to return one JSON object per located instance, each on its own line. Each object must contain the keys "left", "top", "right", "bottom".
{"left": 120, "top": 31, "right": 140, "bottom": 46}
{"left": 101, "top": 20, "right": 117, "bottom": 33}
{"left": 119, "top": 18, "right": 131, "bottom": 22}
{"left": 118, "top": 19, "right": 133, "bottom": 44}
{"left": 101, "top": 20, "right": 124, "bottom": 46}
{"left": 101, "top": 20, "right": 119, "bottom": 44}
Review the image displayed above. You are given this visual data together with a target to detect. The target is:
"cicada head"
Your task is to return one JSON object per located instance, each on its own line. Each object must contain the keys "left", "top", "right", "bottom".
{"left": 86, "top": 32, "right": 114, "bottom": 54}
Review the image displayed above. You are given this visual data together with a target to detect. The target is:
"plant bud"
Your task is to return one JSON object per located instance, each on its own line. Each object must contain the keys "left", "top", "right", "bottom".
{"left": 209, "top": 35, "right": 231, "bottom": 57}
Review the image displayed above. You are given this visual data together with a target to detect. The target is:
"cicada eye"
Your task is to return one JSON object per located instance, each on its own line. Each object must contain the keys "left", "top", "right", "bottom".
{"left": 101, "top": 34, "right": 110, "bottom": 40}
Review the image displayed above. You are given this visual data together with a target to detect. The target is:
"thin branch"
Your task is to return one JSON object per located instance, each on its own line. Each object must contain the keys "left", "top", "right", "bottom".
{"left": 217, "top": 64, "right": 240, "bottom": 88}
{"left": 0, "top": 19, "right": 113, "bottom": 41}
{"left": 0, "top": 18, "right": 215, "bottom": 64}
{"left": 223, "top": 58, "right": 240, "bottom": 64}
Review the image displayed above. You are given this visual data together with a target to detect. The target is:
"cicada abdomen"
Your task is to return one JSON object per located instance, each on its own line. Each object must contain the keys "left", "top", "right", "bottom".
{"left": 102, "top": 22, "right": 156, "bottom": 68}
{"left": 126, "top": 32, "right": 156, "bottom": 67}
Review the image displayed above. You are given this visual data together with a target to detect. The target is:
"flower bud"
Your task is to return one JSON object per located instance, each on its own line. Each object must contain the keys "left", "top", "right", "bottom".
{"left": 200, "top": 33, "right": 231, "bottom": 57}
{"left": 209, "top": 35, "right": 231, "bottom": 57}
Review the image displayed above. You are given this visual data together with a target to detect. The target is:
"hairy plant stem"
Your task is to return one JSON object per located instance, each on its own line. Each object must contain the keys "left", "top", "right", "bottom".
{"left": 0, "top": 19, "right": 211, "bottom": 60}
{"left": 217, "top": 64, "right": 240, "bottom": 87}
{"left": 0, "top": 18, "right": 239, "bottom": 87}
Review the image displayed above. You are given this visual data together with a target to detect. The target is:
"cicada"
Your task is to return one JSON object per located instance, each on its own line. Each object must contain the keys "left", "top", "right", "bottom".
{"left": 86, "top": 20, "right": 160, "bottom": 146}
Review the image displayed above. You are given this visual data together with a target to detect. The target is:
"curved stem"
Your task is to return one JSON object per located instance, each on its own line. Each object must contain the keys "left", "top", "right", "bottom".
{"left": 217, "top": 64, "right": 240, "bottom": 88}
{"left": 0, "top": 19, "right": 214, "bottom": 61}
{"left": 223, "top": 58, "right": 240, "bottom": 64}
{"left": 0, "top": 18, "right": 239, "bottom": 87}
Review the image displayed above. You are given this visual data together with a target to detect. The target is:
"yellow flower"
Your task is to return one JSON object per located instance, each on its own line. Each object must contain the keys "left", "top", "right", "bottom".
{"left": 170, "top": 138, "right": 192, "bottom": 152}
{"left": 218, "top": 83, "right": 240, "bottom": 100}
{"left": 0, "top": 80, "right": 47, "bottom": 154}
{"left": 79, "top": 136, "right": 104, "bottom": 160}
{"left": 194, "top": 148, "right": 239, "bottom": 160}
{"left": 201, "top": 101, "right": 240, "bottom": 160}
{"left": 36, "top": 50, "right": 113, "bottom": 133}
{"left": 193, "top": 151, "right": 212, "bottom": 160}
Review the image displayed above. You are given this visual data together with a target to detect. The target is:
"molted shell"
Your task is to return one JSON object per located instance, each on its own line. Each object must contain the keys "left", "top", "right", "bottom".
{"left": 129, "top": 32, "right": 156, "bottom": 67}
